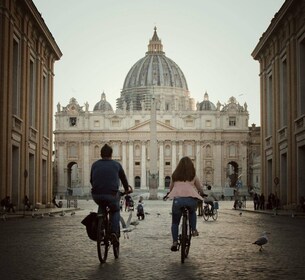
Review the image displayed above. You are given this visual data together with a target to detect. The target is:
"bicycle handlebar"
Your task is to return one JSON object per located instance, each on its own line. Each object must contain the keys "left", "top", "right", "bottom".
{"left": 163, "top": 192, "right": 170, "bottom": 201}
{"left": 119, "top": 185, "right": 133, "bottom": 196}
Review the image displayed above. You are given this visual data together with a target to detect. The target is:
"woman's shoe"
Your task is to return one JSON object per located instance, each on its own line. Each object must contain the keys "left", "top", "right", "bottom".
{"left": 171, "top": 241, "right": 178, "bottom": 251}
{"left": 192, "top": 229, "right": 199, "bottom": 237}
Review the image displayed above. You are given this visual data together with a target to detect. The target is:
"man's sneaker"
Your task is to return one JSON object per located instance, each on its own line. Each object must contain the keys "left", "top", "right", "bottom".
{"left": 111, "top": 233, "right": 119, "bottom": 245}
{"left": 192, "top": 229, "right": 199, "bottom": 237}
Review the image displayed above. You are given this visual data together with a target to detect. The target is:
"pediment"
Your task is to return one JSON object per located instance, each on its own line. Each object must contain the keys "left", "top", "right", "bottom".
{"left": 128, "top": 120, "right": 176, "bottom": 132}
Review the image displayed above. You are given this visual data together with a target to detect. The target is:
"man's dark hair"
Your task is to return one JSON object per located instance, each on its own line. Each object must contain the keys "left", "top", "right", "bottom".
{"left": 100, "top": 144, "right": 113, "bottom": 158}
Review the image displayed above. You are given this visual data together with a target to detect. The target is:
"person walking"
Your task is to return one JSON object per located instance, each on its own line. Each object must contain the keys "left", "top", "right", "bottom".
{"left": 90, "top": 144, "right": 132, "bottom": 242}
{"left": 166, "top": 156, "right": 204, "bottom": 252}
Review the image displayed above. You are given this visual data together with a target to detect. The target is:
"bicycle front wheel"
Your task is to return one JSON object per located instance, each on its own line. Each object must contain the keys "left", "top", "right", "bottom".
{"left": 212, "top": 209, "right": 218, "bottom": 221}
{"left": 113, "top": 236, "right": 120, "bottom": 259}
{"left": 97, "top": 217, "right": 109, "bottom": 263}
{"left": 203, "top": 208, "right": 209, "bottom": 221}
{"left": 180, "top": 214, "right": 188, "bottom": 263}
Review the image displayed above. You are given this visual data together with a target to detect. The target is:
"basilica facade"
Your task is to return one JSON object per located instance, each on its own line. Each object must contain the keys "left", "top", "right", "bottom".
{"left": 54, "top": 28, "right": 255, "bottom": 197}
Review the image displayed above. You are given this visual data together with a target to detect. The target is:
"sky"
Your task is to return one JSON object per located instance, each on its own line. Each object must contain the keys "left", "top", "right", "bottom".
{"left": 33, "top": 0, "right": 285, "bottom": 126}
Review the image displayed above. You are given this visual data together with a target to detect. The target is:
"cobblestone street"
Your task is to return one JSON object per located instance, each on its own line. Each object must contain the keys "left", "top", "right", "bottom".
{"left": 1, "top": 199, "right": 305, "bottom": 280}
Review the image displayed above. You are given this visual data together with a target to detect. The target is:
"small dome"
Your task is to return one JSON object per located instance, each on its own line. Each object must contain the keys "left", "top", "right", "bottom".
{"left": 198, "top": 92, "right": 216, "bottom": 111}
{"left": 93, "top": 92, "right": 113, "bottom": 112}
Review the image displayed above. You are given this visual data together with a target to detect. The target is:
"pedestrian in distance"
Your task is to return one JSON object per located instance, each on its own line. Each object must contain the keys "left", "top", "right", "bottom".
{"left": 23, "top": 195, "right": 32, "bottom": 210}
{"left": 0, "top": 196, "right": 15, "bottom": 213}
{"left": 52, "top": 196, "right": 60, "bottom": 208}
{"left": 90, "top": 144, "right": 132, "bottom": 240}
{"left": 166, "top": 156, "right": 204, "bottom": 252}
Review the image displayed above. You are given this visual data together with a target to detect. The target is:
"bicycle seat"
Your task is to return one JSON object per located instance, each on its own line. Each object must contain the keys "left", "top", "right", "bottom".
{"left": 180, "top": 206, "right": 191, "bottom": 212}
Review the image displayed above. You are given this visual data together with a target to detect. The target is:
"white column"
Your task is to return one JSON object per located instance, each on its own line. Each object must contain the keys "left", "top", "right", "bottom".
{"left": 178, "top": 141, "right": 183, "bottom": 160}
{"left": 57, "top": 142, "right": 66, "bottom": 195}
{"left": 159, "top": 141, "right": 164, "bottom": 189}
{"left": 122, "top": 141, "right": 127, "bottom": 171}
{"left": 141, "top": 141, "right": 146, "bottom": 189}
{"left": 214, "top": 140, "right": 222, "bottom": 190}
{"left": 195, "top": 141, "right": 201, "bottom": 180}
{"left": 172, "top": 141, "right": 177, "bottom": 172}
{"left": 82, "top": 140, "right": 90, "bottom": 191}
{"left": 128, "top": 141, "right": 134, "bottom": 187}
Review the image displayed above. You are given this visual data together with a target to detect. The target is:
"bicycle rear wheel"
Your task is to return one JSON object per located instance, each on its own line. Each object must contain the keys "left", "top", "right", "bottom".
{"left": 185, "top": 225, "right": 191, "bottom": 258}
{"left": 97, "top": 217, "right": 109, "bottom": 263}
{"left": 180, "top": 214, "right": 188, "bottom": 263}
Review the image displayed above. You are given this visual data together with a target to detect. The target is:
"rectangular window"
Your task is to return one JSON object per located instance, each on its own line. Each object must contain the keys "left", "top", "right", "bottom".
{"left": 29, "top": 57, "right": 36, "bottom": 127}
{"left": 12, "top": 38, "right": 21, "bottom": 116}
{"left": 112, "top": 120, "right": 120, "bottom": 127}
{"left": 165, "top": 162, "right": 171, "bottom": 166}
{"left": 185, "top": 120, "right": 193, "bottom": 127}
{"left": 266, "top": 73, "right": 273, "bottom": 136}
{"left": 298, "top": 37, "right": 305, "bottom": 116}
{"left": 42, "top": 73, "right": 49, "bottom": 136}
{"left": 135, "top": 162, "right": 140, "bottom": 166}
{"left": 280, "top": 56, "right": 287, "bottom": 127}
{"left": 69, "top": 117, "right": 77, "bottom": 126}
{"left": 229, "top": 117, "right": 236, "bottom": 126}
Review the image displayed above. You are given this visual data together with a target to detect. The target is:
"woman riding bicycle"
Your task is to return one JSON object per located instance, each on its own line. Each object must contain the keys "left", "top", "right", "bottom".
{"left": 90, "top": 144, "right": 132, "bottom": 242}
{"left": 167, "top": 156, "right": 204, "bottom": 252}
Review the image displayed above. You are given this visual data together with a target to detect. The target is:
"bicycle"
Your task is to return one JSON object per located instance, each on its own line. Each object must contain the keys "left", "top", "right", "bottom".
{"left": 163, "top": 193, "right": 192, "bottom": 263}
{"left": 96, "top": 187, "right": 132, "bottom": 263}
{"left": 203, "top": 201, "right": 218, "bottom": 221}
{"left": 179, "top": 206, "right": 192, "bottom": 263}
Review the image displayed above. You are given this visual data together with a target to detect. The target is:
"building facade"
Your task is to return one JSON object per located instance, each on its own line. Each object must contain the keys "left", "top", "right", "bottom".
{"left": 0, "top": 0, "right": 62, "bottom": 208}
{"left": 54, "top": 28, "right": 256, "bottom": 198}
{"left": 252, "top": 0, "right": 305, "bottom": 208}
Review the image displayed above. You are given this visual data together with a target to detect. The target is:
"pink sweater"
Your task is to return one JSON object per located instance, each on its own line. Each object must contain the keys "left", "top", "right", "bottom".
{"left": 168, "top": 176, "right": 203, "bottom": 200}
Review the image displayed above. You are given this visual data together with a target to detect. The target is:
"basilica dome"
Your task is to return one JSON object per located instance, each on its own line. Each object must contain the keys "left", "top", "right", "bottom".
{"left": 93, "top": 92, "right": 113, "bottom": 112}
{"left": 116, "top": 27, "right": 192, "bottom": 111}
{"left": 198, "top": 92, "right": 216, "bottom": 111}
{"left": 123, "top": 28, "right": 188, "bottom": 91}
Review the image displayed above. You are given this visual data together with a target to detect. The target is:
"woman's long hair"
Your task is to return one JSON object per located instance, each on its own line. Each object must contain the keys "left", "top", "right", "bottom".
{"left": 171, "top": 156, "right": 196, "bottom": 182}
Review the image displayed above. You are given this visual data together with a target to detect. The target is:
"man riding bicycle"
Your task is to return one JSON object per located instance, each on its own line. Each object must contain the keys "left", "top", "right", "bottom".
{"left": 90, "top": 144, "right": 132, "bottom": 243}
{"left": 203, "top": 185, "right": 217, "bottom": 213}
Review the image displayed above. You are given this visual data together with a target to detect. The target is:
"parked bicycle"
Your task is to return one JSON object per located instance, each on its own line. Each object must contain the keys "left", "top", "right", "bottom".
{"left": 203, "top": 201, "right": 219, "bottom": 221}
{"left": 163, "top": 193, "right": 192, "bottom": 263}
{"left": 96, "top": 188, "right": 132, "bottom": 263}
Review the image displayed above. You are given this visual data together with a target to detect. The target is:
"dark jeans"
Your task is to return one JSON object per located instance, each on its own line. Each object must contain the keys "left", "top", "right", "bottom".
{"left": 171, "top": 197, "right": 198, "bottom": 242}
{"left": 92, "top": 193, "right": 120, "bottom": 235}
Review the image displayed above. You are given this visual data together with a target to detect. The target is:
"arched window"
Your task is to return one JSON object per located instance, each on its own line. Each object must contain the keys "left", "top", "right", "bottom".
{"left": 135, "top": 176, "right": 141, "bottom": 189}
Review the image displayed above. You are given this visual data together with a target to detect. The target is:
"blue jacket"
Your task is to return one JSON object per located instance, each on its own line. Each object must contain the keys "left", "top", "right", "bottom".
{"left": 90, "top": 159, "right": 129, "bottom": 194}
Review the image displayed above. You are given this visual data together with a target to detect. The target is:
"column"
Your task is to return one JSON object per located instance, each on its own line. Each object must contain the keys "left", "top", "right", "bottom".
{"left": 178, "top": 141, "right": 183, "bottom": 159}
{"left": 122, "top": 141, "right": 127, "bottom": 171}
{"left": 159, "top": 141, "right": 164, "bottom": 189}
{"left": 128, "top": 141, "right": 134, "bottom": 187}
{"left": 141, "top": 141, "right": 146, "bottom": 189}
{"left": 195, "top": 141, "right": 201, "bottom": 180}
{"left": 172, "top": 141, "right": 177, "bottom": 172}
{"left": 82, "top": 140, "right": 90, "bottom": 192}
